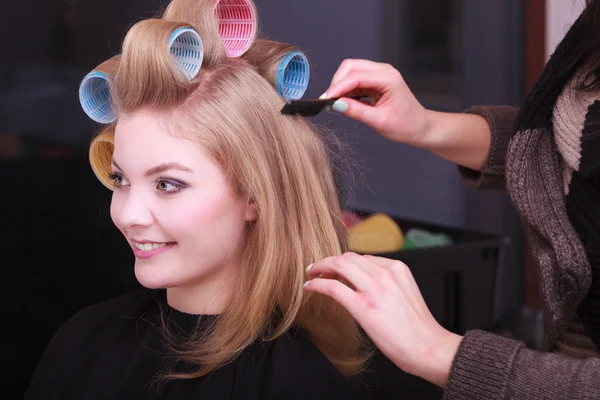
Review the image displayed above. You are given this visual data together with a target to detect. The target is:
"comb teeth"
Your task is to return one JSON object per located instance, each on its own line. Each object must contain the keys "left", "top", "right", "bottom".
{"left": 276, "top": 51, "right": 310, "bottom": 101}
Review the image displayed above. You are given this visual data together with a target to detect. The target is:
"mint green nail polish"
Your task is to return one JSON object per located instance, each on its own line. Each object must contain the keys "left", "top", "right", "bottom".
{"left": 332, "top": 100, "right": 348, "bottom": 113}
{"left": 303, "top": 280, "right": 311, "bottom": 288}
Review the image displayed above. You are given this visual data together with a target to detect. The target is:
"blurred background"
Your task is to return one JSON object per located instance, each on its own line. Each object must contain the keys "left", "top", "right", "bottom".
{"left": 0, "top": 0, "right": 586, "bottom": 398}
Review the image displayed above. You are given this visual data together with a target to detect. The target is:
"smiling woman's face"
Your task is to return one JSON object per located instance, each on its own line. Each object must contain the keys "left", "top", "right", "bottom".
{"left": 109, "top": 109, "right": 257, "bottom": 310}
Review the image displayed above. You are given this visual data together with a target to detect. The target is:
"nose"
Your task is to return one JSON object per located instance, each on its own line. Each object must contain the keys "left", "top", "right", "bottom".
{"left": 111, "top": 187, "right": 154, "bottom": 229}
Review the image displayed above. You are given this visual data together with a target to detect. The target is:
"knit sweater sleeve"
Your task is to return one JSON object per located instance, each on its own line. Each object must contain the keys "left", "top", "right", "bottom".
{"left": 444, "top": 329, "right": 600, "bottom": 399}
{"left": 458, "top": 105, "right": 520, "bottom": 190}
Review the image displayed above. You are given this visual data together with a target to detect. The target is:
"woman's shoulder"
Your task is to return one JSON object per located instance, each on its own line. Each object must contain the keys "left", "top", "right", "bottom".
{"left": 266, "top": 326, "right": 335, "bottom": 369}
{"left": 73, "top": 289, "right": 162, "bottom": 318}
{"left": 50, "top": 289, "right": 163, "bottom": 345}
{"left": 23, "top": 289, "right": 164, "bottom": 399}
{"left": 258, "top": 326, "right": 368, "bottom": 400}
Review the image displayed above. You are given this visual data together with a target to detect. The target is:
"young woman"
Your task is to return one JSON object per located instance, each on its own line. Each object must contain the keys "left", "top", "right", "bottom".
{"left": 305, "top": 0, "right": 600, "bottom": 398}
{"left": 23, "top": 1, "right": 369, "bottom": 399}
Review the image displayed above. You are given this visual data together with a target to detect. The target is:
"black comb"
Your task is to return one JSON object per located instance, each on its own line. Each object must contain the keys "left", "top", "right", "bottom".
{"left": 280, "top": 96, "right": 368, "bottom": 117}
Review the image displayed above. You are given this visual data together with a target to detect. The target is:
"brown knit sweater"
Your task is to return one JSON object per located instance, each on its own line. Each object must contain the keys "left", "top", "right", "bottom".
{"left": 443, "top": 82, "right": 600, "bottom": 398}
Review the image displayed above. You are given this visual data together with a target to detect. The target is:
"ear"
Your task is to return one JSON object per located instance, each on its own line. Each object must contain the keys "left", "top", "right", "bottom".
{"left": 244, "top": 200, "right": 258, "bottom": 222}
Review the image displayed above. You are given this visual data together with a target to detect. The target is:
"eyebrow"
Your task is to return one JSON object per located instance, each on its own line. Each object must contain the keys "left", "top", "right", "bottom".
{"left": 111, "top": 159, "right": 193, "bottom": 177}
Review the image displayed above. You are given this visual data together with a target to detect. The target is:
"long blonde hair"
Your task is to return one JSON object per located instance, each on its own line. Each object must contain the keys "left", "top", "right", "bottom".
{"left": 87, "top": 0, "right": 369, "bottom": 380}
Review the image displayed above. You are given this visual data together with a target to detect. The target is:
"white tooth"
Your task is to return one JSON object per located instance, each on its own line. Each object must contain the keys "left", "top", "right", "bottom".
{"left": 134, "top": 242, "right": 168, "bottom": 251}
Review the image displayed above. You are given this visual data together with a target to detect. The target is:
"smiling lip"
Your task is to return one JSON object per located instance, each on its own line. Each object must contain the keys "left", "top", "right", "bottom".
{"left": 131, "top": 240, "right": 176, "bottom": 259}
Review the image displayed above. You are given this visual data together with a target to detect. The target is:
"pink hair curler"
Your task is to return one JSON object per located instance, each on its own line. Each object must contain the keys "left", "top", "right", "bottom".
{"left": 214, "top": 0, "right": 257, "bottom": 58}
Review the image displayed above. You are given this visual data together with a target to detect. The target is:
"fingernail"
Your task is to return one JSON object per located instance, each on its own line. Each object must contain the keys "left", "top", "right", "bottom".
{"left": 332, "top": 100, "right": 348, "bottom": 113}
{"left": 303, "top": 280, "right": 311, "bottom": 288}
{"left": 319, "top": 92, "right": 328, "bottom": 100}
{"left": 306, "top": 263, "right": 313, "bottom": 272}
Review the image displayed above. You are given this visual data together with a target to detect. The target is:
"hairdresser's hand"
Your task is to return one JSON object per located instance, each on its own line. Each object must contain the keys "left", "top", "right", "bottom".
{"left": 304, "top": 253, "right": 463, "bottom": 388}
{"left": 321, "top": 59, "right": 434, "bottom": 146}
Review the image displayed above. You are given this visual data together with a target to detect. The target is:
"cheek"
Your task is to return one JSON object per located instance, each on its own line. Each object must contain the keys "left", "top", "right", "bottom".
{"left": 166, "top": 195, "right": 247, "bottom": 241}
{"left": 109, "top": 192, "right": 126, "bottom": 229}
{"left": 168, "top": 197, "right": 225, "bottom": 230}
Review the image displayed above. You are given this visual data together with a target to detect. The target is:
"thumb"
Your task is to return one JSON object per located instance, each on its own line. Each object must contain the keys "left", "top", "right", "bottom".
{"left": 330, "top": 97, "right": 380, "bottom": 127}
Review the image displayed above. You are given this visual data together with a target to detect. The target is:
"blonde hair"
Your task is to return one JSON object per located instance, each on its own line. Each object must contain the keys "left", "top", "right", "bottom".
{"left": 88, "top": 0, "right": 369, "bottom": 380}
{"left": 242, "top": 38, "right": 302, "bottom": 86}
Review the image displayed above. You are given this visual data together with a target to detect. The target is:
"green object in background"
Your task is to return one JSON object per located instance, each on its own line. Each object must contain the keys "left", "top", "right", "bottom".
{"left": 402, "top": 228, "right": 453, "bottom": 250}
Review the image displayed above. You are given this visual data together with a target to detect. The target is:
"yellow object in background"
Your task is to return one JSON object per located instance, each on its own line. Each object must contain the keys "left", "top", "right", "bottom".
{"left": 348, "top": 213, "right": 404, "bottom": 254}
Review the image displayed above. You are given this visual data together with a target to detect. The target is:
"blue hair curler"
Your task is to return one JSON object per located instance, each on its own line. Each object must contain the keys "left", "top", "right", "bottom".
{"left": 275, "top": 51, "right": 310, "bottom": 101}
{"left": 79, "top": 27, "right": 204, "bottom": 124}
{"left": 79, "top": 70, "right": 116, "bottom": 124}
{"left": 168, "top": 27, "right": 204, "bottom": 80}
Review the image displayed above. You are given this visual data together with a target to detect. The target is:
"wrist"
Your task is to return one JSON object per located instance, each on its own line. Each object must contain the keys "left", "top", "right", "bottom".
{"left": 411, "top": 109, "right": 444, "bottom": 150}
{"left": 412, "top": 110, "right": 491, "bottom": 171}
{"left": 417, "top": 329, "right": 463, "bottom": 389}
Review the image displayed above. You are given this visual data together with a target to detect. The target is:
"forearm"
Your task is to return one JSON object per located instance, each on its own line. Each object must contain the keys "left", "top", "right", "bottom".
{"left": 420, "top": 105, "right": 520, "bottom": 190}
{"left": 420, "top": 110, "right": 492, "bottom": 172}
{"left": 444, "top": 330, "right": 600, "bottom": 399}
{"left": 409, "top": 330, "right": 464, "bottom": 389}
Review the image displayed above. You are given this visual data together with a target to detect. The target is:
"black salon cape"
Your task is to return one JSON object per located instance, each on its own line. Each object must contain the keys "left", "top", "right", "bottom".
{"left": 23, "top": 289, "right": 367, "bottom": 400}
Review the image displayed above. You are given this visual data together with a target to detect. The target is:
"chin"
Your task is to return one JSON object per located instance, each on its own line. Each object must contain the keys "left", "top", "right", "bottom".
{"left": 134, "top": 262, "right": 177, "bottom": 289}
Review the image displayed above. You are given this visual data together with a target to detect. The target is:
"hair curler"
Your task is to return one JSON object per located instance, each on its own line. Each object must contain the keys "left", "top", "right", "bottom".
{"left": 275, "top": 51, "right": 310, "bottom": 101}
{"left": 79, "top": 56, "right": 120, "bottom": 124}
{"left": 79, "top": 26, "right": 204, "bottom": 124}
{"left": 214, "top": 0, "right": 257, "bottom": 58}
{"left": 168, "top": 27, "right": 204, "bottom": 79}
{"left": 89, "top": 128, "right": 116, "bottom": 190}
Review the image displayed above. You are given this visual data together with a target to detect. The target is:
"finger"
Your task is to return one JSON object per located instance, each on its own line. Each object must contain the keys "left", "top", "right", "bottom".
{"left": 329, "top": 96, "right": 383, "bottom": 129}
{"left": 363, "top": 254, "right": 412, "bottom": 281}
{"left": 306, "top": 254, "right": 374, "bottom": 291}
{"left": 303, "top": 278, "right": 363, "bottom": 318}
{"left": 305, "top": 271, "right": 337, "bottom": 281}
{"left": 328, "top": 88, "right": 373, "bottom": 101}
{"left": 363, "top": 254, "right": 401, "bottom": 268}
{"left": 325, "top": 71, "right": 392, "bottom": 108}
{"left": 331, "top": 59, "right": 390, "bottom": 84}
{"left": 362, "top": 255, "right": 422, "bottom": 294}
{"left": 329, "top": 59, "right": 390, "bottom": 88}
{"left": 338, "top": 252, "right": 392, "bottom": 281}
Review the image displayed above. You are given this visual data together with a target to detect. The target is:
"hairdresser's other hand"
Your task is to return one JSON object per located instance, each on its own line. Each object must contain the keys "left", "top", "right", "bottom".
{"left": 304, "top": 253, "right": 463, "bottom": 388}
{"left": 322, "top": 59, "right": 433, "bottom": 146}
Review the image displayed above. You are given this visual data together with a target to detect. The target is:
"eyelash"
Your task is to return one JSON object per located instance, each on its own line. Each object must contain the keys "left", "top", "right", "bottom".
{"left": 108, "top": 173, "right": 125, "bottom": 189}
{"left": 155, "top": 179, "right": 186, "bottom": 195}
{"left": 108, "top": 173, "right": 186, "bottom": 195}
